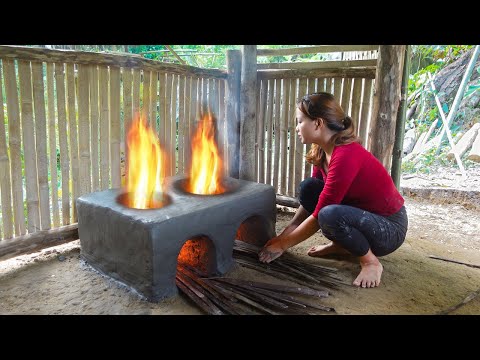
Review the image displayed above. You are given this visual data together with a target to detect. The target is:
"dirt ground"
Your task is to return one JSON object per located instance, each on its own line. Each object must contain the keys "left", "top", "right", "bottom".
{"left": 1, "top": 194, "right": 479, "bottom": 315}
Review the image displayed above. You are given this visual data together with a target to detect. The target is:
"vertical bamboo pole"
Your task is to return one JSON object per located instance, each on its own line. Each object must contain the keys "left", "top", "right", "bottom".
{"left": 4, "top": 59, "right": 26, "bottom": 235}
{"left": 77, "top": 64, "right": 91, "bottom": 199}
{"left": 208, "top": 77, "right": 215, "bottom": 114}
{"left": 272, "top": 78, "right": 281, "bottom": 193}
{"left": 32, "top": 62, "right": 51, "bottom": 230}
{"left": 332, "top": 78, "right": 342, "bottom": 103}
{"left": 325, "top": 77, "right": 332, "bottom": 94}
{"left": 202, "top": 78, "right": 208, "bottom": 117}
{"left": 110, "top": 66, "right": 121, "bottom": 188}
{"left": 46, "top": 63, "right": 59, "bottom": 228}
{"left": 188, "top": 76, "right": 199, "bottom": 174}
{"left": 90, "top": 65, "right": 100, "bottom": 192}
{"left": 350, "top": 78, "right": 363, "bottom": 134}
{"left": 183, "top": 75, "right": 192, "bottom": 174}
{"left": 265, "top": 79, "right": 274, "bottom": 186}
{"left": 0, "top": 60, "right": 13, "bottom": 238}
{"left": 150, "top": 71, "right": 158, "bottom": 134}
{"left": 218, "top": 79, "right": 227, "bottom": 174}
{"left": 295, "top": 78, "right": 307, "bottom": 192}
{"left": 280, "top": 78, "right": 290, "bottom": 194}
{"left": 171, "top": 74, "right": 178, "bottom": 175}
{"left": 99, "top": 66, "right": 110, "bottom": 190}
{"left": 288, "top": 79, "right": 298, "bottom": 197}
{"left": 142, "top": 69, "right": 151, "bottom": 125}
{"left": 304, "top": 78, "right": 316, "bottom": 179}
{"left": 18, "top": 60, "right": 40, "bottom": 233}
{"left": 257, "top": 79, "right": 267, "bottom": 184}
{"left": 391, "top": 45, "right": 412, "bottom": 189}
{"left": 164, "top": 73, "right": 172, "bottom": 177}
{"left": 359, "top": 79, "right": 373, "bottom": 146}
{"left": 132, "top": 69, "right": 140, "bottom": 118}
{"left": 158, "top": 72, "right": 166, "bottom": 145}
{"left": 177, "top": 75, "right": 185, "bottom": 174}
{"left": 122, "top": 67, "right": 133, "bottom": 143}
{"left": 65, "top": 64, "right": 79, "bottom": 220}
{"left": 341, "top": 78, "right": 352, "bottom": 114}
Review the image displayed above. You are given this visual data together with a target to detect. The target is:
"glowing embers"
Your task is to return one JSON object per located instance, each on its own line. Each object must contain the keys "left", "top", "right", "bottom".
{"left": 186, "top": 112, "right": 226, "bottom": 195}
{"left": 119, "top": 114, "right": 170, "bottom": 209}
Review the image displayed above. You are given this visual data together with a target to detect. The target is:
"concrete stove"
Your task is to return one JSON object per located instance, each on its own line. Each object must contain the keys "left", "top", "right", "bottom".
{"left": 76, "top": 175, "right": 276, "bottom": 301}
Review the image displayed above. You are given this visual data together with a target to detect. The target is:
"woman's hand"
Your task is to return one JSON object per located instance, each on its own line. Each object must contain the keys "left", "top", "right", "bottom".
{"left": 258, "top": 236, "right": 286, "bottom": 263}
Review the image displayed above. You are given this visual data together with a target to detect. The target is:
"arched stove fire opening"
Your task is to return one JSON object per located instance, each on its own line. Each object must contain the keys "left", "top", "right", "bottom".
{"left": 177, "top": 236, "right": 217, "bottom": 276}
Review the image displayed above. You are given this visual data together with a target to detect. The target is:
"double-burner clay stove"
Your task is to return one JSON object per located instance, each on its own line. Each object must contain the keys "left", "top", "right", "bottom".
{"left": 77, "top": 176, "right": 275, "bottom": 301}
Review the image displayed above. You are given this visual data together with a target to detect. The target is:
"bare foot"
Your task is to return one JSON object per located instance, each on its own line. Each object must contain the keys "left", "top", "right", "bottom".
{"left": 307, "top": 242, "right": 350, "bottom": 257}
{"left": 353, "top": 254, "right": 383, "bottom": 288}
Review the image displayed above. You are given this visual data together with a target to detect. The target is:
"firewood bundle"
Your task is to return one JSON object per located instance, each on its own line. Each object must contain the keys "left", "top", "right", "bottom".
{"left": 175, "top": 240, "right": 348, "bottom": 315}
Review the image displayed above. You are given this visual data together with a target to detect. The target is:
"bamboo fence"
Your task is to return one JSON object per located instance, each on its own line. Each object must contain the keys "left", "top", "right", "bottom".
{"left": 0, "top": 45, "right": 377, "bottom": 246}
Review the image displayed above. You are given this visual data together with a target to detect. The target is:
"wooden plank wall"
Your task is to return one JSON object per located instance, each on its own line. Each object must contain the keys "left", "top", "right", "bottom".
{"left": 0, "top": 53, "right": 226, "bottom": 241}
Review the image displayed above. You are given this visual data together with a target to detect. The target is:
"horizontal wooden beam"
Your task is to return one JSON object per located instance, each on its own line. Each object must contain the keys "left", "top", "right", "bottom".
{"left": 258, "top": 67, "right": 376, "bottom": 80}
{"left": 0, "top": 224, "right": 78, "bottom": 262}
{"left": 276, "top": 194, "right": 300, "bottom": 208}
{"left": 0, "top": 45, "right": 227, "bottom": 79}
{"left": 257, "top": 59, "right": 377, "bottom": 70}
{"left": 257, "top": 45, "right": 379, "bottom": 57}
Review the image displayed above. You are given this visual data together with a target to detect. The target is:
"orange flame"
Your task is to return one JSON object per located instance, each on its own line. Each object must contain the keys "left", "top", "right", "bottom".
{"left": 125, "top": 114, "right": 168, "bottom": 209}
{"left": 187, "top": 113, "right": 225, "bottom": 195}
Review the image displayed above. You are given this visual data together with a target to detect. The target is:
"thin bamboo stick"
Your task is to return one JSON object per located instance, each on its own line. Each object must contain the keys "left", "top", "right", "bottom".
{"left": 0, "top": 60, "right": 14, "bottom": 239}
{"left": 110, "top": 66, "right": 121, "bottom": 188}
{"left": 18, "top": 60, "right": 41, "bottom": 233}
{"left": 46, "top": 63, "right": 59, "bottom": 228}
{"left": 31, "top": 62, "right": 51, "bottom": 230}
{"left": 4, "top": 59, "right": 26, "bottom": 235}
{"left": 99, "top": 66, "right": 110, "bottom": 190}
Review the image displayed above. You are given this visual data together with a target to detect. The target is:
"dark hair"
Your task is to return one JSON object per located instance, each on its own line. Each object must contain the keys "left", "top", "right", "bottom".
{"left": 298, "top": 92, "right": 359, "bottom": 167}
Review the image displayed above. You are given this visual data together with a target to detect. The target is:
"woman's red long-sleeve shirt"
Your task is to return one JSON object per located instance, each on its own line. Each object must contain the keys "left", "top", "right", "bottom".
{"left": 310, "top": 141, "right": 404, "bottom": 218}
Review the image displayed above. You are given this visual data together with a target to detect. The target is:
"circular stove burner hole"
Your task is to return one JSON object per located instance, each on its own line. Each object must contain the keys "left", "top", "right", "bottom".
{"left": 172, "top": 177, "right": 239, "bottom": 196}
{"left": 116, "top": 192, "right": 172, "bottom": 209}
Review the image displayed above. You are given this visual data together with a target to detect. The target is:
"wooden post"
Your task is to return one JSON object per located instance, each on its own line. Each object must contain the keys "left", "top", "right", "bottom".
{"left": 368, "top": 45, "right": 406, "bottom": 171}
{"left": 391, "top": 45, "right": 411, "bottom": 189}
{"left": 226, "top": 50, "right": 241, "bottom": 179}
{"left": 240, "top": 45, "right": 257, "bottom": 182}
